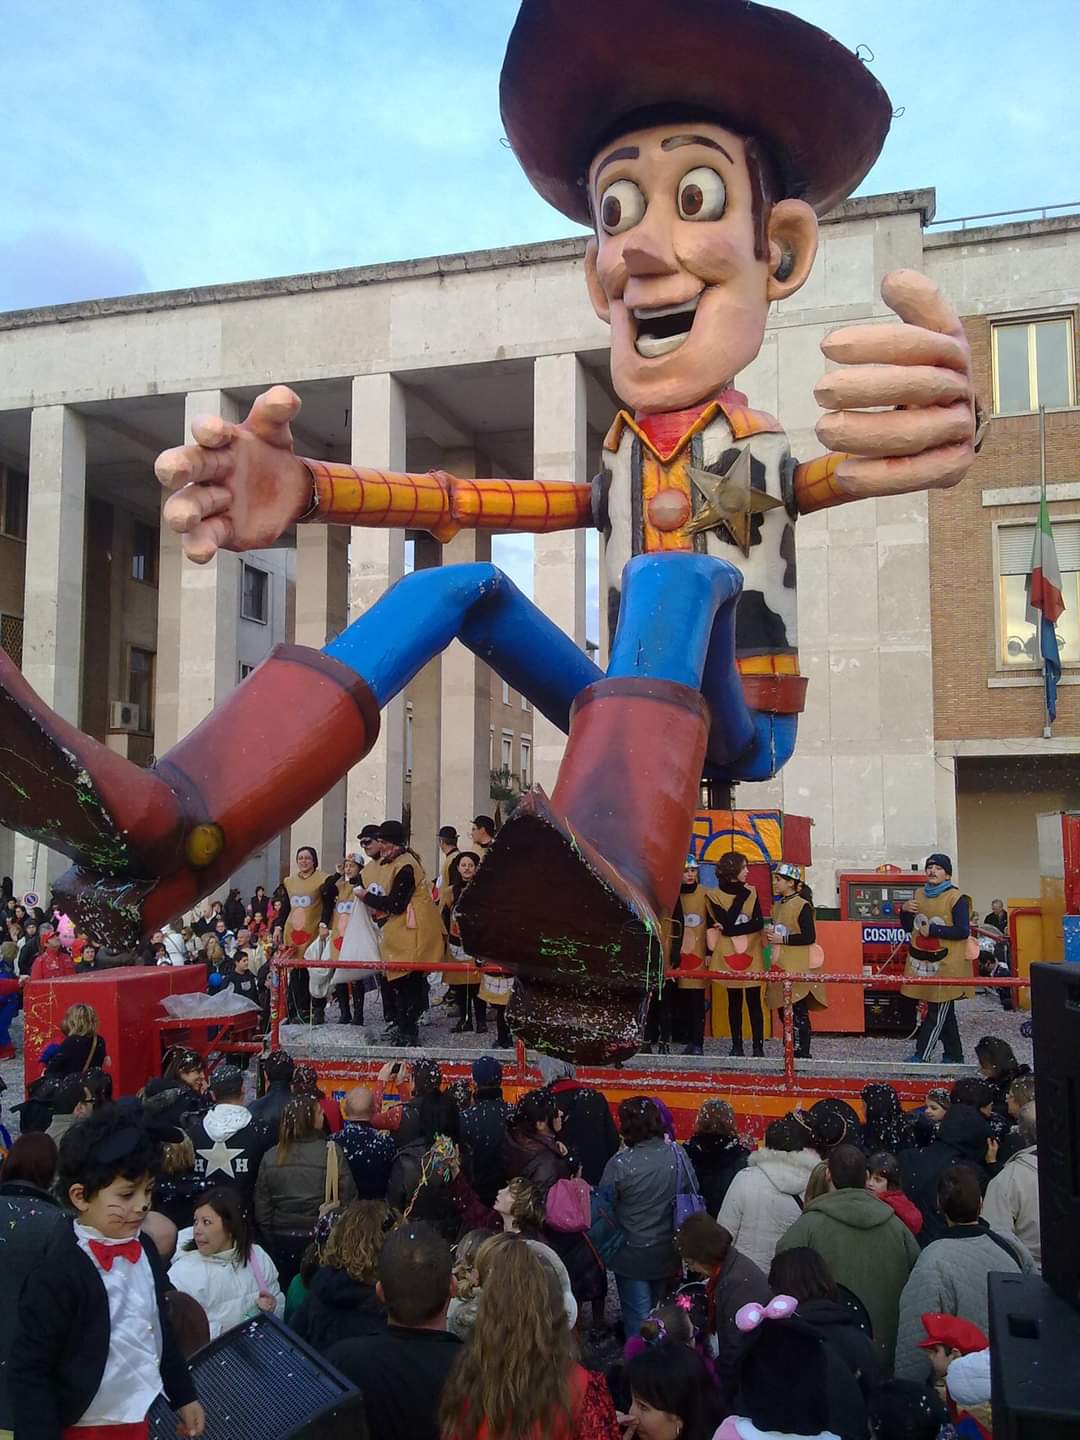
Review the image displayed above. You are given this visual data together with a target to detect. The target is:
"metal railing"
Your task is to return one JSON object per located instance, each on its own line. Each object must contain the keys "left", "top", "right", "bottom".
{"left": 266, "top": 954, "right": 1031, "bottom": 1089}
{"left": 927, "top": 201, "right": 1080, "bottom": 230}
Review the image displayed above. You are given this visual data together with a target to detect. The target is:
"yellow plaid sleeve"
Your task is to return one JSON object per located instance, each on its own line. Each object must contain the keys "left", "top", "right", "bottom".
{"left": 792, "top": 452, "right": 855, "bottom": 514}
{"left": 300, "top": 460, "right": 592, "bottom": 541}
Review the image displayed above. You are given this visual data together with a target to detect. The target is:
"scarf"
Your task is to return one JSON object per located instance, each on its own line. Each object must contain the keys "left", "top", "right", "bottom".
{"left": 923, "top": 879, "right": 957, "bottom": 899}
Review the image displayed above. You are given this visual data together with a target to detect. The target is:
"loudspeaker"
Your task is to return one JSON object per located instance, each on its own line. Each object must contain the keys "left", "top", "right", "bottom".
{"left": 148, "top": 1313, "right": 368, "bottom": 1440}
{"left": 1030, "top": 961, "right": 1080, "bottom": 1305}
{"left": 988, "top": 1273, "right": 1080, "bottom": 1437}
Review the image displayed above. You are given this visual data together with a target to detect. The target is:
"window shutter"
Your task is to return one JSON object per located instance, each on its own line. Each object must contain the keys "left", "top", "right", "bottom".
{"left": 999, "top": 521, "right": 1080, "bottom": 575}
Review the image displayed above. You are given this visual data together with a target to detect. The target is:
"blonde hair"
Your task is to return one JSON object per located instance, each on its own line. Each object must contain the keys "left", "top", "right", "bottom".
{"left": 804, "top": 1160, "right": 831, "bottom": 1204}
{"left": 60, "top": 1003, "right": 98, "bottom": 1039}
{"left": 452, "top": 1228, "right": 491, "bottom": 1302}
{"left": 161, "top": 1135, "right": 196, "bottom": 1175}
{"left": 440, "top": 1237, "right": 576, "bottom": 1440}
{"left": 322, "top": 1200, "right": 392, "bottom": 1284}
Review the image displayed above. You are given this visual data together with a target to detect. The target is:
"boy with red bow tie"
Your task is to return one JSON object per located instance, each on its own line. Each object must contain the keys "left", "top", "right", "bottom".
{"left": 12, "top": 1106, "right": 204, "bottom": 1440}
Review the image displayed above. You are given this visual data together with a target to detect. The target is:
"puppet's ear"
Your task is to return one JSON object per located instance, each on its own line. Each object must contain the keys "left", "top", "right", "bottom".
{"left": 766, "top": 199, "right": 818, "bottom": 302}
{"left": 584, "top": 237, "right": 611, "bottom": 325}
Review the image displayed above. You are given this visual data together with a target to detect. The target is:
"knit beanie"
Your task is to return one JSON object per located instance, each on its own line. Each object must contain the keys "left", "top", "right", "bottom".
{"left": 924, "top": 853, "right": 953, "bottom": 876}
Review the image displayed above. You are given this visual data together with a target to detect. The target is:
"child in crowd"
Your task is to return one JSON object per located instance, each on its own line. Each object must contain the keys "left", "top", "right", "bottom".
{"left": 924, "top": 1088, "right": 950, "bottom": 1127}
{"left": 13, "top": 1104, "right": 204, "bottom": 1439}
{"left": 918, "top": 1313, "right": 992, "bottom": 1439}
{"left": 866, "top": 1152, "right": 923, "bottom": 1236}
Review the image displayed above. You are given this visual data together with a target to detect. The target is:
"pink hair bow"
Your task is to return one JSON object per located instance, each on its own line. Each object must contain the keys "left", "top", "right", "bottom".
{"left": 735, "top": 1294, "right": 798, "bottom": 1332}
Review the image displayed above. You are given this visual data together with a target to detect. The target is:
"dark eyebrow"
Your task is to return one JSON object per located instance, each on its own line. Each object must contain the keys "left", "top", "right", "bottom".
{"left": 594, "top": 145, "right": 640, "bottom": 179}
{"left": 661, "top": 134, "right": 735, "bottom": 163}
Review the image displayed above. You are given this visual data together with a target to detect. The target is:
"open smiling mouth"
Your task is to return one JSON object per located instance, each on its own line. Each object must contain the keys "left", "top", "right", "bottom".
{"left": 632, "top": 295, "right": 701, "bottom": 358}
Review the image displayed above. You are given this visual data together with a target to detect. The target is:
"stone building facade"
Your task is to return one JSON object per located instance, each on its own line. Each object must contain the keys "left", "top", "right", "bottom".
{"left": 0, "top": 190, "right": 1076, "bottom": 909}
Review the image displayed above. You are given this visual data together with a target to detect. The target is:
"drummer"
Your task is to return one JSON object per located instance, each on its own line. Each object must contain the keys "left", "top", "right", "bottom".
{"left": 765, "top": 863, "right": 826, "bottom": 1059}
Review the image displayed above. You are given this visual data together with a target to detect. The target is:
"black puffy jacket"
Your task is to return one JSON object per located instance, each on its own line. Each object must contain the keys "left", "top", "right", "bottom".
{"left": 290, "top": 1264, "right": 386, "bottom": 1354}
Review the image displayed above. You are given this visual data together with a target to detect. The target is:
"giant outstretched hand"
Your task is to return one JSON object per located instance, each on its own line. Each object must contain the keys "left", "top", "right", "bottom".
{"left": 156, "top": 385, "right": 310, "bottom": 562}
{"left": 813, "top": 269, "right": 978, "bottom": 498}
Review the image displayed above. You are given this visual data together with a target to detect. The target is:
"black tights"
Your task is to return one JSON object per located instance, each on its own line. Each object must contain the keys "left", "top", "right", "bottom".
{"left": 727, "top": 988, "right": 763, "bottom": 1048}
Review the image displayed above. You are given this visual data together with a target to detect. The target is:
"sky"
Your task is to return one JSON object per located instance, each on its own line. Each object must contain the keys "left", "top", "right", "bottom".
{"left": 2, "top": 0, "right": 1078, "bottom": 313}
{"left": 2, "top": 0, "right": 1078, "bottom": 637}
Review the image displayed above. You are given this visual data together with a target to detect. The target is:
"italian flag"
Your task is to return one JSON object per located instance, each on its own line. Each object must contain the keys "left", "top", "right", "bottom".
{"left": 1025, "top": 491, "right": 1064, "bottom": 721}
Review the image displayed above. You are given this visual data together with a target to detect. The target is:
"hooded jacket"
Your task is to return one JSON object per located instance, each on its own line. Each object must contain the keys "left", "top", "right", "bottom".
{"left": 877, "top": 1187, "right": 923, "bottom": 1236}
{"left": 979, "top": 1146, "right": 1040, "bottom": 1267}
{"left": 894, "top": 1221, "right": 1035, "bottom": 1380}
{"left": 289, "top": 1264, "right": 386, "bottom": 1355}
{"left": 900, "top": 1106, "right": 992, "bottom": 1244}
{"left": 776, "top": 1187, "right": 921, "bottom": 1367}
{"left": 717, "top": 1147, "right": 820, "bottom": 1275}
{"left": 169, "top": 1227, "right": 284, "bottom": 1338}
{"left": 684, "top": 1132, "right": 751, "bottom": 1216}
{"left": 186, "top": 1103, "right": 274, "bottom": 1209}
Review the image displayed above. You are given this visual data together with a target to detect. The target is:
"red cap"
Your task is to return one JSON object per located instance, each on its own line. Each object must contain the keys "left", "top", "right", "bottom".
{"left": 918, "top": 1313, "right": 988, "bottom": 1354}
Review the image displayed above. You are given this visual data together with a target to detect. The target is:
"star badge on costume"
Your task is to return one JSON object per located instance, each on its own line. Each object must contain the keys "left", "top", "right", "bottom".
{"left": 684, "top": 447, "right": 783, "bottom": 556}
{"left": 197, "top": 1138, "right": 246, "bottom": 1179}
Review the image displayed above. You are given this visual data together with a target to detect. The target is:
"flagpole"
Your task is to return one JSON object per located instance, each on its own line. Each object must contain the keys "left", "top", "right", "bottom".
{"left": 1039, "top": 403, "right": 1052, "bottom": 739}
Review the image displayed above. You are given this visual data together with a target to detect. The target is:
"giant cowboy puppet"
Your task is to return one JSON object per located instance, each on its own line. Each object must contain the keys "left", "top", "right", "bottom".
{"left": 0, "top": 0, "right": 979, "bottom": 1061}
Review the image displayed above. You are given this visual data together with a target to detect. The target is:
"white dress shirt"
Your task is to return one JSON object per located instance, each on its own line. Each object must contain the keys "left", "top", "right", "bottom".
{"left": 73, "top": 1222, "right": 163, "bottom": 1426}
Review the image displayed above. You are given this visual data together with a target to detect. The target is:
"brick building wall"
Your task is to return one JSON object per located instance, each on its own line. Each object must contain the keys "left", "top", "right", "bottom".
{"left": 929, "top": 310, "right": 1080, "bottom": 741}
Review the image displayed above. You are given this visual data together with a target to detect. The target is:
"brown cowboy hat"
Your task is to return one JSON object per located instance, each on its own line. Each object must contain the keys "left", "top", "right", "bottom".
{"left": 500, "top": 0, "right": 892, "bottom": 223}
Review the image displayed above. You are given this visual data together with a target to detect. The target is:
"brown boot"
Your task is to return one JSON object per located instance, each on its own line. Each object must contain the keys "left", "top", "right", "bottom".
{"left": 457, "top": 677, "right": 708, "bottom": 1062}
{"left": 0, "top": 645, "right": 378, "bottom": 947}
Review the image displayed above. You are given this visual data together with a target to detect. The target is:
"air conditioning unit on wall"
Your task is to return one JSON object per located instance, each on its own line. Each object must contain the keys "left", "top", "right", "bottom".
{"left": 109, "top": 700, "right": 141, "bottom": 732}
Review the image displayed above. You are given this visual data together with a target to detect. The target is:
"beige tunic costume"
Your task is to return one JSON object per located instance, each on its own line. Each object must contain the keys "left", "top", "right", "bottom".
{"left": 707, "top": 883, "right": 765, "bottom": 992}
{"left": 283, "top": 869, "right": 329, "bottom": 950}
{"left": 901, "top": 886, "right": 973, "bottom": 1004}
{"left": 675, "top": 884, "right": 710, "bottom": 992}
{"left": 764, "top": 893, "right": 827, "bottom": 1012}
{"left": 376, "top": 852, "right": 446, "bottom": 984}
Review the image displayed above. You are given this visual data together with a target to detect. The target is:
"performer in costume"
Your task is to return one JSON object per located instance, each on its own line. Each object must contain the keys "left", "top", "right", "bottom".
{"left": 446, "top": 852, "right": 484, "bottom": 1033}
{"left": 0, "top": 0, "right": 981, "bottom": 1063}
{"left": 282, "top": 845, "right": 331, "bottom": 1023}
{"left": 435, "top": 826, "right": 460, "bottom": 924}
{"left": 764, "top": 862, "right": 826, "bottom": 1059}
{"left": 361, "top": 820, "right": 445, "bottom": 1048}
{"left": 675, "top": 856, "right": 710, "bottom": 1056}
{"left": 900, "top": 853, "right": 972, "bottom": 1064}
{"left": 304, "top": 921, "right": 334, "bottom": 1026}
{"left": 330, "top": 855, "right": 367, "bottom": 1026}
{"left": 707, "top": 852, "right": 765, "bottom": 1058}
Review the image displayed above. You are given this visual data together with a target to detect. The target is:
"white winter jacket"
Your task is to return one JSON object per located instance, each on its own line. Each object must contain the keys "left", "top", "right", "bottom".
{"left": 169, "top": 1229, "right": 284, "bottom": 1338}
{"left": 980, "top": 1146, "right": 1040, "bottom": 1268}
{"left": 717, "top": 1147, "right": 821, "bottom": 1274}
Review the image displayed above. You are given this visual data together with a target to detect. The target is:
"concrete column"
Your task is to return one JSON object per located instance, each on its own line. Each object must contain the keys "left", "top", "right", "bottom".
{"left": 290, "top": 523, "right": 350, "bottom": 862}
{"left": 439, "top": 448, "right": 493, "bottom": 837}
{"left": 13, "top": 405, "right": 87, "bottom": 894}
{"left": 532, "top": 353, "right": 588, "bottom": 792}
{"left": 346, "top": 374, "right": 407, "bottom": 835}
{"left": 153, "top": 392, "right": 242, "bottom": 756}
{"left": 408, "top": 533, "right": 444, "bottom": 868}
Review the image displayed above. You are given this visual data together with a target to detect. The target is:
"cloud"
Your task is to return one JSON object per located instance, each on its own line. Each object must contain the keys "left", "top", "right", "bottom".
{"left": 0, "top": 229, "right": 148, "bottom": 312}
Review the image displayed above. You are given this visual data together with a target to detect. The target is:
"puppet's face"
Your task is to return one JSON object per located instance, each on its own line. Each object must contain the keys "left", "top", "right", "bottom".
{"left": 584, "top": 122, "right": 817, "bottom": 414}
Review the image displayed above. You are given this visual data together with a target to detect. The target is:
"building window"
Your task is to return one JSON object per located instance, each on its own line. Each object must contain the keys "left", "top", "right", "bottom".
{"left": 501, "top": 731, "right": 513, "bottom": 771}
{"left": 520, "top": 737, "right": 532, "bottom": 787}
{"left": 0, "top": 465, "right": 28, "bottom": 541}
{"left": 501, "top": 679, "right": 510, "bottom": 705}
{"left": 489, "top": 726, "right": 495, "bottom": 769}
{"left": 131, "top": 520, "right": 158, "bottom": 585}
{"left": 992, "top": 317, "right": 1075, "bottom": 415}
{"left": 241, "top": 563, "right": 269, "bottom": 624}
{"left": 127, "top": 647, "right": 155, "bottom": 731}
{"left": 405, "top": 703, "right": 414, "bottom": 782}
{"left": 521, "top": 693, "right": 530, "bottom": 712}
{"left": 0, "top": 613, "right": 23, "bottom": 669}
{"left": 238, "top": 662, "right": 255, "bottom": 682}
{"left": 997, "top": 519, "right": 1080, "bottom": 667}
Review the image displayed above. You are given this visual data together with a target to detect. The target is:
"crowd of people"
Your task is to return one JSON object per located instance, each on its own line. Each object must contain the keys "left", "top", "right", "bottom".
{"left": 0, "top": 1019, "right": 1039, "bottom": 1439}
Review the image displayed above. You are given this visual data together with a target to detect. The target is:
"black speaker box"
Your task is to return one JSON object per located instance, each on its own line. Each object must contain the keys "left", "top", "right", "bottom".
{"left": 1030, "top": 961, "right": 1080, "bottom": 1305}
{"left": 989, "top": 1273, "right": 1080, "bottom": 1437}
{"left": 148, "top": 1313, "right": 367, "bottom": 1440}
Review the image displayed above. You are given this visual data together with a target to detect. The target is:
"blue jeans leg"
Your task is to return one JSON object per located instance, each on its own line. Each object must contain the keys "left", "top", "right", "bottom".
{"left": 615, "top": 1273, "right": 669, "bottom": 1338}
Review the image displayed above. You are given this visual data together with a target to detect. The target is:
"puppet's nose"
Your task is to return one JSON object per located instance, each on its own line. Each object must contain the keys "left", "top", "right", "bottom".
{"left": 622, "top": 216, "right": 678, "bottom": 277}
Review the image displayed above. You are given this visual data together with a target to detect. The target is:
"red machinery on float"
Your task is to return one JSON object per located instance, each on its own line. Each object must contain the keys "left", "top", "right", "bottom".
{"left": 837, "top": 866, "right": 926, "bottom": 1034}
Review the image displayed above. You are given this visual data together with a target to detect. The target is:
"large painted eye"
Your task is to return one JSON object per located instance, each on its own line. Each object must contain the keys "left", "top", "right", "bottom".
{"left": 678, "top": 167, "right": 726, "bottom": 221}
{"left": 599, "top": 179, "right": 646, "bottom": 235}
